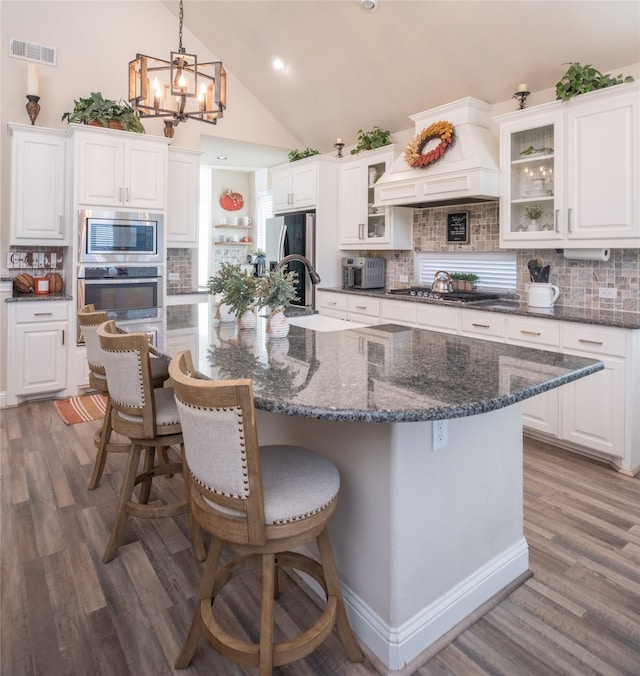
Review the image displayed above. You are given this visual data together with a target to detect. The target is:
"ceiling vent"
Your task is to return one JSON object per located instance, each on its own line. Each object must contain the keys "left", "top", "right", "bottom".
{"left": 9, "top": 37, "right": 56, "bottom": 66}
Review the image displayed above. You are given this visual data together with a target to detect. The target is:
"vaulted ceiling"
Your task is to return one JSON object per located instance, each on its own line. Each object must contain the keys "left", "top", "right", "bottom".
{"left": 166, "top": 0, "right": 639, "bottom": 155}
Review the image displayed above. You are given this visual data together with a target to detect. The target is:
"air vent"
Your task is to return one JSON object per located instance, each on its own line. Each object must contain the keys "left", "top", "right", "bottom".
{"left": 9, "top": 37, "right": 56, "bottom": 66}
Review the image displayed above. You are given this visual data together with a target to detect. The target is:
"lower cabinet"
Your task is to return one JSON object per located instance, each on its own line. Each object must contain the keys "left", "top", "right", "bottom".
{"left": 317, "top": 290, "right": 639, "bottom": 472}
{"left": 7, "top": 302, "right": 69, "bottom": 405}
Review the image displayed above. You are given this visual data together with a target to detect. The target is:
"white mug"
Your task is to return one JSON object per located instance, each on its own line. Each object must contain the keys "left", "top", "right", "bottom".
{"left": 228, "top": 217, "right": 238, "bottom": 226}
{"left": 240, "top": 216, "right": 252, "bottom": 226}
{"left": 527, "top": 283, "right": 560, "bottom": 308}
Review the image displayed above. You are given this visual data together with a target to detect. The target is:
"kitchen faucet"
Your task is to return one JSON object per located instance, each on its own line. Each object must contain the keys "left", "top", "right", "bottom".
{"left": 274, "top": 254, "right": 321, "bottom": 285}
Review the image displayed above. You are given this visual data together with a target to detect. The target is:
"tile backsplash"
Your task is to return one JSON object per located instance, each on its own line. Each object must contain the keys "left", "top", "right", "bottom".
{"left": 369, "top": 201, "right": 640, "bottom": 312}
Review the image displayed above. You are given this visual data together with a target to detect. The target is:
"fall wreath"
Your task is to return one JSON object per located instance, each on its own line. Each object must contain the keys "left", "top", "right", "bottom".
{"left": 404, "top": 120, "right": 455, "bottom": 168}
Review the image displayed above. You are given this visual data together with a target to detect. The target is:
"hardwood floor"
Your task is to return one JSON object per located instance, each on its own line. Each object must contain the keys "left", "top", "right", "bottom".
{"left": 2, "top": 400, "right": 639, "bottom": 675}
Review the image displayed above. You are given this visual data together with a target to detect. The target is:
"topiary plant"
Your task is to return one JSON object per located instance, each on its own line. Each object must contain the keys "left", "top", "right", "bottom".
{"left": 555, "top": 62, "right": 634, "bottom": 102}
{"left": 256, "top": 268, "right": 299, "bottom": 312}
{"left": 207, "top": 263, "right": 258, "bottom": 316}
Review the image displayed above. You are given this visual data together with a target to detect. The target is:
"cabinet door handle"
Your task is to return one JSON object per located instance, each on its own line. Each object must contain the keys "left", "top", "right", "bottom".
{"left": 472, "top": 322, "right": 490, "bottom": 328}
{"left": 119, "top": 187, "right": 123, "bottom": 202}
{"left": 359, "top": 223, "right": 366, "bottom": 240}
{"left": 34, "top": 312, "right": 54, "bottom": 317}
{"left": 125, "top": 187, "right": 130, "bottom": 203}
{"left": 520, "top": 329, "right": 541, "bottom": 336}
{"left": 567, "top": 208, "right": 573, "bottom": 233}
{"left": 355, "top": 305, "right": 367, "bottom": 310}
{"left": 328, "top": 301, "right": 337, "bottom": 306}
{"left": 554, "top": 209, "right": 560, "bottom": 233}
{"left": 62, "top": 329, "right": 65, "bottom": 346}
{"left": 578, "top": 338, "right": 603, "bottom": 346}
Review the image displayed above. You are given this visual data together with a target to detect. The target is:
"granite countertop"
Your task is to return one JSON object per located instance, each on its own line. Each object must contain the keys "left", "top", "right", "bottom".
{"left": 5, "top": 292, "right": 73, "bottom": 302}
{"left": 156, "top": 302, "right": 602, "bottom": 424}
{"left": 320, "top": 287, "right": 640, "bottom": 330}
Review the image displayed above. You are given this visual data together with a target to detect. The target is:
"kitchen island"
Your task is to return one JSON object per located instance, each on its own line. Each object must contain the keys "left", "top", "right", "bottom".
{"left": 158, "top": 300, "right": 602, "bottom": 673}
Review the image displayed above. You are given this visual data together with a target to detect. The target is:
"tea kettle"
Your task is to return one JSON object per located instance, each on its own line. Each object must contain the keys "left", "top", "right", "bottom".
{"left": 432, "top": 270, "right": 453, "bottom": 293}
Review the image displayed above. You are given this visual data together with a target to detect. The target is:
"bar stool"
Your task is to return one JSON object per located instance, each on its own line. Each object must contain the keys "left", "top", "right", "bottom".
{"left": 97, "top": 320, "right": 203, "bottom": 564}
{"left": 77, "top": 304, "right": 169, "bottom": 490}
{"left": 169, "top": 350, "right": 364, "bottom": 674}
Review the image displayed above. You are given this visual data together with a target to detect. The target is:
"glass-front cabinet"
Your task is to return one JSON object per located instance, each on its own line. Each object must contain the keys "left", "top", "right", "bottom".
{"left": 338, "top": 146, "right": 412, "bottom": 250}
{"left": 497, "top": 83, "right": 639, "bottom": 249}
{"left": 499, "top": 111, "right": 563, "bottom": 247}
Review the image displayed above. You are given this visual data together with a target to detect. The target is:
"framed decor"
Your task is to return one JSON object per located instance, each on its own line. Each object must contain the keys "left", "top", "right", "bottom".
{"left": 446, "top": 211, "right": 470, "bottom": 244}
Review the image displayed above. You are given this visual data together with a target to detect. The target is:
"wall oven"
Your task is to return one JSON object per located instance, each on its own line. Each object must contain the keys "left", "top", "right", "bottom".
{"left": 77, "top": 265, "right": 164, "bottom": 344}
{"left": 78, "top": 209, "right": 163, "bottom": 264}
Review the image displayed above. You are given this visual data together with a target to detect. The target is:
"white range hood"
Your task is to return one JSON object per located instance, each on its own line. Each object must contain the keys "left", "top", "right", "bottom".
{"left": 374, "top": 97, "right": 500, "bottom": 208}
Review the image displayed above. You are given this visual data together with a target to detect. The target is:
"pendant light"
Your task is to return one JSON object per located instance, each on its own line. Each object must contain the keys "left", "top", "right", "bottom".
{"left": 128, "top": 0, "right": 226, "bottom": 133}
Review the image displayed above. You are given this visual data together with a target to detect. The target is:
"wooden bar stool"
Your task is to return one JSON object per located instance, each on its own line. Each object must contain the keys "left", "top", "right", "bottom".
{"left": 169, "top": 350, "right": 364, "bottom": 674}
{"left": 97, "top": 320, "right": 204, "bottom": 564}
{"left": 78, "top": 304, "right": 169, "bottom": 490}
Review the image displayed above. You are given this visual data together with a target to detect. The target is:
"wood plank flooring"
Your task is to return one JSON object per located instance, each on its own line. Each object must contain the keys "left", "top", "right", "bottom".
{"left": 2, "top": 400, "right": 639, "bottom": 675}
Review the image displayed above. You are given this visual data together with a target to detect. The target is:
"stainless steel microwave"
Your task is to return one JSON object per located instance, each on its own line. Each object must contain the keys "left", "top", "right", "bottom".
{"left": 78, "top": 209, "right": 163, "bottom": 264}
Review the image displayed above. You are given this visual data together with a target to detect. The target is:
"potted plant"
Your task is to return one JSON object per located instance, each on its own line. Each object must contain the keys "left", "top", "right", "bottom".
{"left": 450, "top": 272, "right": 479, "bottom": 291}
{"left": 257, "top": 268, "right": 299, "bottom": 338}
{"left": 61, "top": 91, "right": 145, "bottom": 133}
{"left": 350, "top": 126, "right": 391, "bottom": 155}
{"left": 208, "top": 263, "right": 258, "bottom": 327}
{"left": 288, "top": 148, "right": 320, "bottom": 162}
{"left": 525, "top": 204, "right": 544, "bottom": 231}
{"left": 555, "top": 62, "right": 634, "bottom": 102}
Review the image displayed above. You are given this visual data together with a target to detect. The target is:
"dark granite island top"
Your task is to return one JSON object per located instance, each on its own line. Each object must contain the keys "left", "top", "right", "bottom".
{"left": 157, "top": 300, "right": 603, "bottom": 672}
{"left": 161, "top": 301, "right": 603, "bottom": 424}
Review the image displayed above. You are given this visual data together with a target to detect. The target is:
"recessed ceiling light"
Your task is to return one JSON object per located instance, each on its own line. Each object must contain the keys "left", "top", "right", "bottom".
{"left": 217, "top": 155, "right": 227, "bottom": 160}
{"left": 361, "top": 0, "right": 378, "bottom": 8}
{"left": 272, "top": 55, "right": 287, "bottom": 71}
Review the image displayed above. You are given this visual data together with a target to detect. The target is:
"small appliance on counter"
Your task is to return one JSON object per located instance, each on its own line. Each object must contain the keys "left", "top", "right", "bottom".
{"left": 342, "top": 256, "right": 385, "bottom": 289}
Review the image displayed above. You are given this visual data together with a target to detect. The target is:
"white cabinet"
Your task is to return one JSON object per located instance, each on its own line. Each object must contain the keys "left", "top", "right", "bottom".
{"left": 167, "top": 147, "right": 201, "bottom": 246}
{"left": 72, "top": 125, "right": 168, "bottom": 209}
{"left": 7, "top": 302, "right": 69, "bottom": 405}
{"left": 459, "top": 310, "right": 506, "bottom": 342}
{"left": 9, "top": 124, "right": 68, "bottom": 244}
{"left": 316, "top": 290, "right": 347, "bottom": 319}
{"left": 271, "top": 160, "right": 318, "bottom": 212}
{"left": 497, "top": 82, "right": 639, "bottom": 249}
{"left": 338, "top": 146, "right": 413, "bottom": 250}
{"left": 346, "top": 295, "right": 380, "bottom": 323}
{"left": 560, "top": 324, "right": 627, "bottom": 458}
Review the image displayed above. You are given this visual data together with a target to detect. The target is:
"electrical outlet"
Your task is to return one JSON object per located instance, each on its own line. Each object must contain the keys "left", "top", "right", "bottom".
{"left": 598, "top": 287, "right": 617, "bottom": 299}
{"left": 168, "top": 272, "right": 180, "bottom": 281}
{"left": 432, "top": 420, "right": 448, "bottom": 450}
{"left": 399, "top": 274, "right": 409, "bottom": 283}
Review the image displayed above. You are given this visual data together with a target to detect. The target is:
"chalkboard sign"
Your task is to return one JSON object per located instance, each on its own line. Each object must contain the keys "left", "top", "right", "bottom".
{"left": 447, "top": 211, "right": 470, "bottom": 243}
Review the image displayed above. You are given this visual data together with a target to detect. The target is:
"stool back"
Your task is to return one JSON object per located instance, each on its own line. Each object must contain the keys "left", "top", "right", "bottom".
{"left": 78, "top": 304, "right": 109, "bottom": 389}
{"left": 98, "top": 319, "right": 168, "bottom": 440}
{"left": 169, "top": 350, "right": 266, "bottom": 546}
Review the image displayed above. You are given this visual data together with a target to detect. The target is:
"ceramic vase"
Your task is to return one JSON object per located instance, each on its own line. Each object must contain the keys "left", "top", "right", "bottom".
{"left": 238, "top": 308, "right": 257, "bottom": 330}
{"left": 266, "top": 309, "right": 289, "bottom": 339}
{"left": 215, "top": 301, "right": 235, "bottom": 323}
{"left": 527, "top": 219, "right": 540, "bottom": 232}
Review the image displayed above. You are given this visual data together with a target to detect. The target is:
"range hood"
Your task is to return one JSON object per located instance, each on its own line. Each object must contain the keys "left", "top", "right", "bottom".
{"left": 374, "top": 98, "right": 499, "bottom": 208}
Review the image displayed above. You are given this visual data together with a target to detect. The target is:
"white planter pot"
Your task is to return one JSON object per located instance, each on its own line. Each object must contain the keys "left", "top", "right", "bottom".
{"left": 238, "top": 308, "right": 257, "bottom": 330}
{"left": 215, "top": 301, "right": 235, "bottom": 323}
{"left": 266, "top": 309, "right": 290, "bottom": 339}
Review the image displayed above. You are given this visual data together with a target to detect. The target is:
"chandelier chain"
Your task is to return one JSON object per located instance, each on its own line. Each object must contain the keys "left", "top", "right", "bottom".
{"left": 178, "top": 0, "right": 184, "bottom": 52}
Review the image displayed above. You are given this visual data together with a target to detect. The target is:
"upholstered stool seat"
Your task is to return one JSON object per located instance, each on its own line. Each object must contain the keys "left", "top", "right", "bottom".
{"left": 97, "top": 320, "right": 203, "bottom": 564}
{"left": 169, "top": 350, "right": 363, "bottom": 674}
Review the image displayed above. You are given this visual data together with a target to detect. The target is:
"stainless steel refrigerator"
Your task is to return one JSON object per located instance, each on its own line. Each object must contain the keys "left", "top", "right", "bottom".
{"left": 265, "top": 211, "right": 315, "bottom": 307}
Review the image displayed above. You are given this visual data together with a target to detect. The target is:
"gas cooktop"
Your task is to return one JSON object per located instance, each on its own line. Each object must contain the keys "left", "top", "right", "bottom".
{"left": 387, "top": 287, "right": 500, "bottom": 304}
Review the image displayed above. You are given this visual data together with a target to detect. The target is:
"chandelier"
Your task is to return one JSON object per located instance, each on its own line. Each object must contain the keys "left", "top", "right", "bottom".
{"left": 128, "top": 0, "right": 226, "bottom": 134}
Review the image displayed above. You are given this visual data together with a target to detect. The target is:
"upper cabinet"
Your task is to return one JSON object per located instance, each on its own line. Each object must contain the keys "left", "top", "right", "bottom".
{"left": 497, "top": 82, "right": 639, "bottom": 248}
{"left": 9, "top": 124, "right": 68, "bottom": 244}
{"left": 166, "top": 147, "right": 202, "bottom": 247}
{"left": 338, "top": 146, "right": 413, "bottom": 250}
{"left": 271, "top": 159, "right": 318, "bottom": 212}
{"left": 70, "top": 125, "right": 169, "bottom": 210}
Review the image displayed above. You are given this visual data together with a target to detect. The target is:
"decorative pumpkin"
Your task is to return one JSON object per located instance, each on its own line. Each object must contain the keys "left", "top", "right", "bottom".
{"left": 14, "top": 272, "right": 34, "bottom": 293}
{"left": 46, "top": 272, "right": 64, "bottom": 293}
